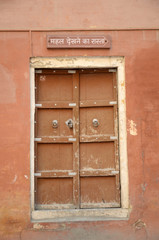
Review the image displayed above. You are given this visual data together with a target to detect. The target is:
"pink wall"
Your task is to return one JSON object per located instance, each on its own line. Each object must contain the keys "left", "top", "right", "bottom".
{"left": 0, "top": 0, "right": 159, "bottom": 30}
{"left": 0, "top": 29, "right": 159, "bottom": 239}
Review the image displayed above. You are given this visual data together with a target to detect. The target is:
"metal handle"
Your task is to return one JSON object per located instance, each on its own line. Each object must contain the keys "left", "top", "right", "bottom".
{"left": 65, "top": 119, "right": 73, "bottom": 129}
{"left": 52, "top": 120, "right": 58, "bottom": 128}
{"left": 92, "top": 118, "right": 99, "bottom": 127}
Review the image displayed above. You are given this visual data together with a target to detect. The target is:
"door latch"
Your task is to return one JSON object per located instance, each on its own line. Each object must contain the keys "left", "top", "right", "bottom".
{"left": 65, "top": 119, "right": 73, "bottom": 129}
{"left": 92, "top": 119, "right": 99, "bottom": 127}
{"left": 52, "top": 120, "right": 58, "bottom": 128}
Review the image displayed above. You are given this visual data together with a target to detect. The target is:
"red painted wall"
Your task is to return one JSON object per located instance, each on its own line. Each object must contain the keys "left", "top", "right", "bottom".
{"left": 0, "top": 29, "right": 159, "bottom": 240}
{"left": 1, "top": 0, "right": 159, "bottom": 30}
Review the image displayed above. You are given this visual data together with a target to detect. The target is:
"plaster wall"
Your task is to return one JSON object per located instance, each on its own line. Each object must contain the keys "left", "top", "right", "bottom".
{"left": 0, "top": 0, "right": 159, "bottom": 30}
{"left": 0, "top": 30, "right": 159, "bottom": 239}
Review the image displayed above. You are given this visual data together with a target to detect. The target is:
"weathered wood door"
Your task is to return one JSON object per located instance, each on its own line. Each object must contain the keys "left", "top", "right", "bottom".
{"left": 34, "top": 69, "right": 120, "bottom": 210}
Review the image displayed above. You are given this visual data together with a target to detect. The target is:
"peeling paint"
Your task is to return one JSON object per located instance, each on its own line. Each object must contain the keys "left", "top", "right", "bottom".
{"left": 128, "top": 120, "right": 137, "bottom": 136}
{"left": 40, "top": 75, "right": 46, "bottom": 81}
{"left": 133, "top": 219, "right": 146, "bottom": 230}
{"left": 141, "top": 183, "right": 147, "bottom": 192}
{"left": 12, "top": 175, "right": 17, "bottom": 184}
{"left": 33, "top": 223, "right": 45, "bottom": 230}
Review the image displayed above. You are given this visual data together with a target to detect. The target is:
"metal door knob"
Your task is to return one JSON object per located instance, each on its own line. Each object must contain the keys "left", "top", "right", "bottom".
{"left": 65, "top": 119, "right": 73, "bottom": 129}
{"left": 92, "top": 118, "right": 99, "bottom": 127}
{"left": 52, "top": 120, "right": 58, "bottom": 128}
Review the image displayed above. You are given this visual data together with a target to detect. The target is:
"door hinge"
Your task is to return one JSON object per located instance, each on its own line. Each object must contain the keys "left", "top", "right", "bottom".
{"left": 109, "top": 69, "right": 116, "bottom": 73}
{"left": 35, "top": 104, "right": 42, "bottom": 107}
{"left": 34, "top": 138, "right": 42, "bottom": 141}
{"left": 34, "top": 173, "right": 41, "bottom": 177}
{"left": 68, "top": 138, "right": 76, "bottom": 142}
{"left": 68, "top": 70, "right": 76, "bottom": 74}
{"left": 69, "top": 103, "right": 76, "bottom": 107}
{"left": 35, "top": 70, "right": 42, "bottom": 73}
{"left": 109, "top": 101, "right": 117, "bottom": 105}
{"left": 110, "top": 136, "right": 118, "bottom": 140}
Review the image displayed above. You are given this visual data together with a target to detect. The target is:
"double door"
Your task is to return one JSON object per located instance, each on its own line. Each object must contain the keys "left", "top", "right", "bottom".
{"left": 34, "top": 68, "right": 120, "bottom": 209}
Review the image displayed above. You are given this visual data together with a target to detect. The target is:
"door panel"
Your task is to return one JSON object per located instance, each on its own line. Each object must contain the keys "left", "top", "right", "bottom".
{"left": 80, "top": 72, "right": 114, "bottom": 101}
{"left": 80, "top": 107, "right": 114, "bottom": 136}
{"left": 80, "top": 176, "right": 118, "bottom": 208}
{"left": 37, "top": 74, "right": 73, "bottom": 101}
{"left": 37, "top": 143, "right": 73, "bottom": 171}
{"left": 37, "top": 108, "right": 73, "bottom": 137}
{"left": 80, "top": 142, "right": 115, "bottom": 170}
{"left": 37, "top": 178, "right": 73, "bottom": 205}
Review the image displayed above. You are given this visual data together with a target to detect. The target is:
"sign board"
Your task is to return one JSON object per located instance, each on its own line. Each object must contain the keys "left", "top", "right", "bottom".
{"left": 47, "top": 35, "right": 111, "bottom": 49}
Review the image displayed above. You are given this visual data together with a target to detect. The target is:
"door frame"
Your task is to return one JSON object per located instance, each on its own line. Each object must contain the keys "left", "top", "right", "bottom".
{"left": 30, "top": 56, "right": 129, "bottom": 222}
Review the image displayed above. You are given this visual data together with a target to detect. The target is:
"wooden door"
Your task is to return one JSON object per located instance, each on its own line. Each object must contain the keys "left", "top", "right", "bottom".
{"left": 79, "top": 69, "right": 120, "bottom": 208}
{"left": 34, "top": 69, "right": 120, "bottom": 210}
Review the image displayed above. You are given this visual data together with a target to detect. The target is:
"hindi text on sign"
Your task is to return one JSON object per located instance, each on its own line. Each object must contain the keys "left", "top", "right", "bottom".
{"left": 47, "top": 35, "right": 111, "bottom": 48}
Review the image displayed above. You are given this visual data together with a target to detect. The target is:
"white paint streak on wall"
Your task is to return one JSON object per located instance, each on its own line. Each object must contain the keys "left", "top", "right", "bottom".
{"left": 128, "top": 120, "right": 137, "bottom": 136}
{"left": 12, "top": 175, "right": 17, "bottom": 184}
{"left": 24, "top": 175, "right": 28, "bottom": 179}
{"left": 33, "top": 223, "right": 44, "bottom": 230}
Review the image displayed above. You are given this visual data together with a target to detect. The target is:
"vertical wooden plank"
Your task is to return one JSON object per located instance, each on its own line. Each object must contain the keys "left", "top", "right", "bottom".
{"left": 113, "top": 71, "right": 117, "bottom": 101}
{"left": 113, "top": 71, "right": 120, "bottom": 205}
{"left": 72, "top": 71, "right": 80, "bottom": 208}
{"left": 34, "top": 73, "right": 38, "bottom": 205}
